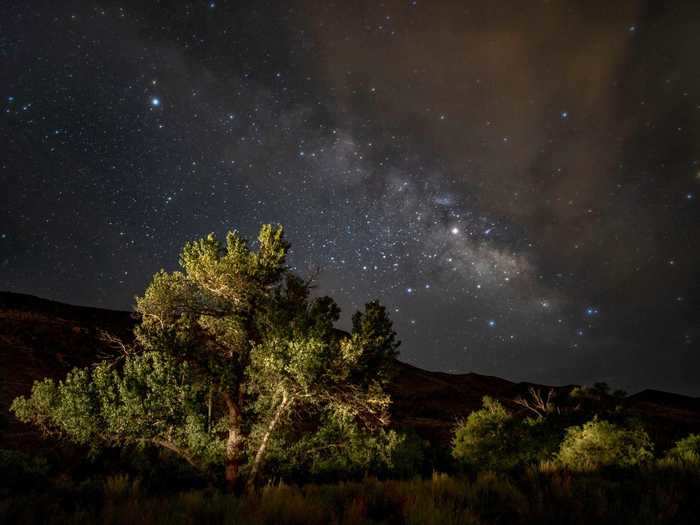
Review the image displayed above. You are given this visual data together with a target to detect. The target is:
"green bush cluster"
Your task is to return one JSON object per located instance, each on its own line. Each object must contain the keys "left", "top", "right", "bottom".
{"left": 556, "top": 417, "right": 654, "bottom": 470}
{"left": 452, "top": 396, "right": 695, "bottom": 473}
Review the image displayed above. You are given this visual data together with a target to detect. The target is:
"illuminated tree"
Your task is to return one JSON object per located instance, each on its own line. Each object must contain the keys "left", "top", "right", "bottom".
{"left": 12, "top": 224, "right": 399, "bottom": 491}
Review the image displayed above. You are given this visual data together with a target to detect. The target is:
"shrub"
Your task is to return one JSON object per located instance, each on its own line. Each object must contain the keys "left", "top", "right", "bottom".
{"left": 661, "top": 434, "right": 700, "bottom": 468}
{"left": 389, "top": 429, "right": 430, "bottom": 478}
{"left": 452, "top": 396, "right": 521, "bottom": 471}
{"left": 452, "top": 396, "right": 564, "bottom": 471}
{"left": 556, "top": 418, "right": 654, "bottom": 470}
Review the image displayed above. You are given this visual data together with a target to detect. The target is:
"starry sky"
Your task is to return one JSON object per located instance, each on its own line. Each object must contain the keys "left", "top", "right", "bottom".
{"left": 2, "top": 1, "right": 699, "bottom": 395}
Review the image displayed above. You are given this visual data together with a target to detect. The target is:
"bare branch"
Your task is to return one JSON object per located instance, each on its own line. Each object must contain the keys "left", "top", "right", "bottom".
{"left": 151, "top": 438, "right": 202, "bottom": 471}
{"left": 514, "top": 387, "right": 559, "bottom": 418}
{"left": 95, "top": 330, "right": 137, "bottom": 366}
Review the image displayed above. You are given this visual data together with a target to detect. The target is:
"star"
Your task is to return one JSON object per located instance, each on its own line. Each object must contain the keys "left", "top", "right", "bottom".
{"left": 150, "top": 97, "right": 161, "bottom": 107}
{"left": 451, "top": 227, "right": 460, "bottom": 235}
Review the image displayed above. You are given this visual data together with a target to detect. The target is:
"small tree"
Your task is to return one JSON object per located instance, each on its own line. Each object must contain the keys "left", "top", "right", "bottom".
{"left": 12, "top": 225, "right": 400, "bottom": 491}
{"left": 556, "top": 418, "right": 654, "bottom": 471}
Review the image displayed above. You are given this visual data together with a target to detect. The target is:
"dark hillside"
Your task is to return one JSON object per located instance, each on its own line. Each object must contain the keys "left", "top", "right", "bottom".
{"left": 1, "top": 291, "right": 699, "bottom": 451}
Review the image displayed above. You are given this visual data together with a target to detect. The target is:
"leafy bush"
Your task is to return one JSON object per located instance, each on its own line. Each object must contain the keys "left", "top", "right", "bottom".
{"left": 556, "top": 418, "right": 654, "bottom": 470}
{"left": 389, "top": 429, "right": 430, "bottom": 478}
{"left": 661, "top": 434, "right": 700, "bottom": 468}
{"left": 452, "top": 397, "right": 563, "bottom": 471}
{"left": 452, "top": 396, "right": 522, "bottom": 470}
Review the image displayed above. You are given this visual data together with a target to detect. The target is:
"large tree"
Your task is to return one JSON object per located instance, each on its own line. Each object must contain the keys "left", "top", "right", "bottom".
{"left": 12, "top": 224, "right": 400, "bottom": 490}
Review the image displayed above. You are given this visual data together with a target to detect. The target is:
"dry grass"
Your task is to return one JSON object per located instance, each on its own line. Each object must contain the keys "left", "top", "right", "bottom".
{"left": 2, "top": 465, "right": 700, "bottom": 525}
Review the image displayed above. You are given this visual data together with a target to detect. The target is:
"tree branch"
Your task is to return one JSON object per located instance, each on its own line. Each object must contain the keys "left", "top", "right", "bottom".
{"left": 247, "top": 390, "right": 290, "bottom": 489}
{"left": 150, "top": 438, "right": 201, "bottom": 471}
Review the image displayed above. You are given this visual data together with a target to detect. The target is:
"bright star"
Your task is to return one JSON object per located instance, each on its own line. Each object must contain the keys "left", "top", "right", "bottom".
{"left": 488, "top": 320, "right": 496, "bottom": 327}
{"left": 561, "top": 111, "right": 568, "bottom": 119}
{"left": 151, "top": 97, "right": 161, "bottom": 107}
{"left": 451, "top": 227, "right": 459, "bottom": 235}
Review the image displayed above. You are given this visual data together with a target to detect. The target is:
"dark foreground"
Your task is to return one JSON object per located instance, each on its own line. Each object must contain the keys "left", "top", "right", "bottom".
{"left": 2, "top": 467, "right": 700, "bottom": 525}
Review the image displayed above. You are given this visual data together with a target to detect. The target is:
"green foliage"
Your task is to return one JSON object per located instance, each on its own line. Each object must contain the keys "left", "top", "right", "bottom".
{"left": 451, "top": 396, "right": 522, "bottom": 471}
{"left": 569, "top": 382, "right": 628, "bottom": 403}
{"left": 11, "top": 224, "right": 400, "bottom": 489}
{"left": 556, "top": 417, "right": 654, "bottom": 470}
{"left": 661, "top": 434, "right": 700, "bottom": 468}
{"left": 12, "top": 351, "right": 223, "bottom": 470}
{"left": 350, "top": 300, "right": 400, "bottom": 383}
{"left": 388, "top": 429, "right": 431, "bottom": 478}
{"left": 451, "top": 396, "right": 566, "bottom": 471}
{"left": 256, "top": 409, "right": 401, "bottom": 483}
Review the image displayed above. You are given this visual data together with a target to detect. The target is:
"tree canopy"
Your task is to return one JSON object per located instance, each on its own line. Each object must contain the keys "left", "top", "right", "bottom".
{"left": 12, "top": 224, "right": 400, "bottom": 490}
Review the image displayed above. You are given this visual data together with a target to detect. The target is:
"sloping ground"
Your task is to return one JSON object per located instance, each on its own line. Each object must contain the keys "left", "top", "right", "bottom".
{"left": 625, "top": 389, "right": 700, "bottom": 448}
{"left": 0, "top": 292, "right": 135, "bottom": 449}
{"left": 1, "top": 291, "right": 699, "bottom": 451}
{"left": 388, "top": 361, "right": 569, "bottom": 443}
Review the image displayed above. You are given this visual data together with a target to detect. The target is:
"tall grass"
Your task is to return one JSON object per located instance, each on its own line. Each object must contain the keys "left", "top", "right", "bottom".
{"left": 2, "top": 466, "right": 699, "bottom": 524}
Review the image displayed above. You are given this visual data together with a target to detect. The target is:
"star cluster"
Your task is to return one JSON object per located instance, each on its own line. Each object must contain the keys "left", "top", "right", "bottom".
{"left": 1, "top": 1, "right": 699, "bottom": 394}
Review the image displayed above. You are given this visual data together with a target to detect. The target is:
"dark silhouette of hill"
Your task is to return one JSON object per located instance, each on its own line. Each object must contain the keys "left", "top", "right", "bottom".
{"left": 1, "top": 291, "right": 699, "bottom": 451}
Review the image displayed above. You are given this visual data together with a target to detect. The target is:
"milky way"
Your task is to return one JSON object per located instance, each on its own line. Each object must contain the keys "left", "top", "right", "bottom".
{"left": 2, "top": 1, "right": 699, "bottom": 394}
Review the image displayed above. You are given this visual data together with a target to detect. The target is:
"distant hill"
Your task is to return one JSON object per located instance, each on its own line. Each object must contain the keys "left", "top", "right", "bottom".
{"left": 1, "top": 291, "right": 699, "bottom": 451}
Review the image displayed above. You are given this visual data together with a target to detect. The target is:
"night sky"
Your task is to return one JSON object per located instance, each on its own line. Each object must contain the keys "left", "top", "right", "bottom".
{"left": 2, "top": 1, "right": 699, "bottom": 395}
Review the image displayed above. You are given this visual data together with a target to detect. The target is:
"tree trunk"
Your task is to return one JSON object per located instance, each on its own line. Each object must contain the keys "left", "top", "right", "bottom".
{"left": 246, "top": 391, "right": 289, "bottom": 491}
{"left": 222, "top": 390, "right": 245, "bottom": 493}
{"left": 225, "top": 426, "right": 244, "bottom": 493}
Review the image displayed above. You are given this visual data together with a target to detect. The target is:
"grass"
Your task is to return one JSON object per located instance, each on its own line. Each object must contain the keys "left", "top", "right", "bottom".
{"left": 1, "top": 464, "right": 699, "bottom": 524}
